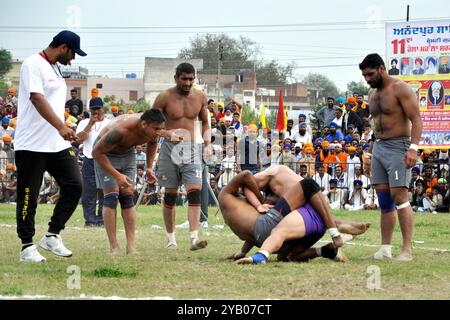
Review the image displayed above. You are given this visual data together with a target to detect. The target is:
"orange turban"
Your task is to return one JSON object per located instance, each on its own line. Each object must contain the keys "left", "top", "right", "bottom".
{"left": 64, "top": 112, "right": 70, "bottom": 118}
{"left": 347, "top": 97, "right": 357, "bottom": 103}
{"left": 304, "top": 142, "right": 313, "bottom": 149}
{"left": 423, "top": 149, "right": 432, "bottom": 155}
{"left": 8, "top": 87, "right": 17, "bottom": 94}
{"left": 321, "top": 141, "right": 330, "bottom": 147}
{"left": 426, "top": 188, "right": 432, "bottom": 194}
{"left": 111, "top": 106, "right": 119, "bottom": 112}
{"left": 248, "top": 124, "right": 258, "bottom": 131}
{"left": 6, "top": 163, "right": 14, "bottom": 170}
{"left": 91, "top": 88, "right": 99, "bottom": 98}
{"left": 304, "top": 147, "right": 314, "bottom": 153}
{"left": 347, "top": 146, "right": 356, "bottom": 152}
{"left": 2, "top": 136, "right": 12, "bottom": 142}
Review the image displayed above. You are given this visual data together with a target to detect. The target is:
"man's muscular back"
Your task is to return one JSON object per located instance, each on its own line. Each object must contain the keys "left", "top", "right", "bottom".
{"left": 153, "top": 87, "right": 206, "bottom": 141}
{"left": 255, "top": 165, "right": 302, "bottom": 197}
{"left": 98, "top": 115, "right": 148, "bottom": 153}
{"left": 368, "top": 79, "right": 413, "bottom": 140}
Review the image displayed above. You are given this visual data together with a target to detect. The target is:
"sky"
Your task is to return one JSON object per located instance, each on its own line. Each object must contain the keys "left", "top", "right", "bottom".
{"left": 1, "top": 0, "right": 449, "bottom": 91}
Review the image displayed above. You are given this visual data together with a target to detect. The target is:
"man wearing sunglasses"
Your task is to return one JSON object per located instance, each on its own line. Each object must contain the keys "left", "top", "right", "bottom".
{"left": 15, "top": 30, "right": 87, "bottom": 262}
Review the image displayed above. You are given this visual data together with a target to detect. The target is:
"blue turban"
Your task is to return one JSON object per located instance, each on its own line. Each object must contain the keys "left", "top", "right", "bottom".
{"left": 329, "top": 122, "right": 338, "bottom": 128}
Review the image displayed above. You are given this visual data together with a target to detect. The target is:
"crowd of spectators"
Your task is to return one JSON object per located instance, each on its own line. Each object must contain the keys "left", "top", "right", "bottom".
{"left": 1, "top": 87, "right": 449, "bottom": 213}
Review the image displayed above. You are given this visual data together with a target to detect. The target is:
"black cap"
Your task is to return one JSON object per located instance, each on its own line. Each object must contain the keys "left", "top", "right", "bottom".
{"left": 53, "top": 30, "right": 87, "bottom": 56}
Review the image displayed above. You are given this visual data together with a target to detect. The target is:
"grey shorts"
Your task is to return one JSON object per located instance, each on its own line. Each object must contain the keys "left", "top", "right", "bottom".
{"left": 94, "top": 149, "right": 136, "bottom": 190}
{"left": 253, "top": 208, "right": 283, "bottom": 248}
{"left": 253, "top": 205, "right": 325, "bottom": 254}
{"left": 371, "top": 137, "right": 411, "bottom": 188}
{"left": 156, "top": 140, "right": 202, "bottom": 188}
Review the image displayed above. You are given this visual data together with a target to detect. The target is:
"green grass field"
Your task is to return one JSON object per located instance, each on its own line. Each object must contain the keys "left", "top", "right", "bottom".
{"left": 1, "top": 203, "right": 450, "bottom": 300}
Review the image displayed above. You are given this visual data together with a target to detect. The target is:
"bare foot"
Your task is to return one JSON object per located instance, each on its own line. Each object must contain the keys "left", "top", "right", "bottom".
{"left": 338, "top": 222, "right": 370, "bottom": 236}
{"left": 190, "top": 239, "right": 208, "bottom": 251}
{"left": 126, "top": 248, "right": 138, "bottom": 254}
{"left": 394, "top": 252, "right": 413, "bottom": 262}
{"left": 110, "top": 247, "right": 120, "bottom": 255}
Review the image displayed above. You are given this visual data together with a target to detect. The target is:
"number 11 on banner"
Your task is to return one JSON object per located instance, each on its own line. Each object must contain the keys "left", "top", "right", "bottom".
{"left": 391, "top": 38, "right": 412, "bottom": 55}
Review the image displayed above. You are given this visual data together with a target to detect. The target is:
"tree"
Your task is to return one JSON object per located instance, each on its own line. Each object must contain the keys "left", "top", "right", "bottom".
{"left": 301, "top": 73, "right": 339, "bottom": 101}
{"left": 347, "top": 80, "right": 370, "bottom": 96}
{"left": 0, "top": 49, "right": 12, "bottom": 79}
{"left": 178, "top": 34, "right": 257, "bottom": 75}
{"left": 178, "top": 33, "right": 295, "bottom": 85}
{"left": 256, "top": 60, "right": 297, "bottom": 86}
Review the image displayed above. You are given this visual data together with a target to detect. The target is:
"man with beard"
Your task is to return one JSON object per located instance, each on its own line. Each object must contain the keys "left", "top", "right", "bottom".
{"left": 224, "top": 167, "right": 369, "bottom": 264}
{"left": 353, "top": 94, "right": 371, "bottom": 125}
{"left": 325, "top": 122, "right": 344, "bottom": 143}
{"left": 291, "top": 122, "right": 312, "bottom": 146}
{"left": 360, "top": 53, "right": 423, "bottom": 261}
{"left": 317, "top": 97, "right": 339, "bottom": 128}
{"left": 343, "top": 99, "right": 364, "bottom": 136}
{"left": 236, "top": 124, "right": 261, "bottom": 174}
{"left": 152, "top": 63, "right": 211, "bottom": 251}
{"left": 15, "top": 30, "right": 86, "bottom": 262}
{"left": 284, "top": 119, "right": 294, "bottom": 139}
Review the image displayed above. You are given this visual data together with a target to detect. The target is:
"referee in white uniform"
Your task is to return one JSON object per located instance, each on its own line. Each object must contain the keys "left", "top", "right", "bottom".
{"left": 15, "top": 30, "right": 86, "bottom": 262}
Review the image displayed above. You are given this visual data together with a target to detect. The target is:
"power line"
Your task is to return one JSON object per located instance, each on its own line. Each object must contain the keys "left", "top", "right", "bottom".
{"left": 0, "top": 16, "right": 448, "bottom": 30}
{"left": 0, "top": 26, "right": 385, "bottom": 34}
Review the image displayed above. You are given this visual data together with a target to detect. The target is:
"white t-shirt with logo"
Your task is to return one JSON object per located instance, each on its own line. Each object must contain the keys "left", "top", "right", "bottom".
{"left": 76, "top": 117, "right": 111, "bottom": 159}
{"left": 15, "top": 54, "right": 70, "bottom": 152}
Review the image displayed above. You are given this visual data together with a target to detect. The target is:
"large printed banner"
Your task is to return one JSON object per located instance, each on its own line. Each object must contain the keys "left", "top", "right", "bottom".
{"left": 386, "top": 20, "right": 450, "bottom": 149}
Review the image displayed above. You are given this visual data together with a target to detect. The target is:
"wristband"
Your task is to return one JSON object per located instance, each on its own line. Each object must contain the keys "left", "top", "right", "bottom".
{"left": 409, "top": 144, "right": 419, "bottom": 151}
{"left": 251, "top": 251, "right": 269, "bottom": 264}
{"left": 327, "top": 227, "right": 341, "bottom": 238}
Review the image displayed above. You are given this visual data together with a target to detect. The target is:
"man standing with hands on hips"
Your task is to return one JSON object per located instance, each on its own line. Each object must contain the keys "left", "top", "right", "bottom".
{"left": 15, "top": 30, "right": 86, "bottom": 262}
{"left": 360, "top": 53, "right": 423, "bottom": 262}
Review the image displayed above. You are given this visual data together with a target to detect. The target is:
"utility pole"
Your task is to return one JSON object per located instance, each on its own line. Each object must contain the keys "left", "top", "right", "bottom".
{"left": 217, "top": 39, "right": 223, "bottom": 102}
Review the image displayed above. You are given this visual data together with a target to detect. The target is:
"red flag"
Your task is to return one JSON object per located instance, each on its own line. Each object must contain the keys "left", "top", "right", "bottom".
{"left": 275, "top": 89, "right": 285, "bottom": 131}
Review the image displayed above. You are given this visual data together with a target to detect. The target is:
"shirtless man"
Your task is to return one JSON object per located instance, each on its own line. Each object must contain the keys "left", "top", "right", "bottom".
{"left": 359, "top": 53, "right": 422, "bottom": 262}
{"left": 92, "top": 109, "right": 165, "bottom": 254}
{"left": 152, "top": 63, "right": 211, "bottom": 251}
{"left": 233, "top": 165, "right": 369, "bottom": 264}
{"left": 219, "top": 170, "right": 368, "bottom": 264}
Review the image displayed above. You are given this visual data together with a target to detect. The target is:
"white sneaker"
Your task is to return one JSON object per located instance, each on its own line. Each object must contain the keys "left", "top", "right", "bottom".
{"left": 166, "top": 241, "right": 178, "bottom": 250}
{"left": 39, "top": 235, "right": 73, "bottom": 257}
{"left": 176, "top": 220, "right": 190, "bottom": 229}
{"left": 20, "top": 245, "right": 46, "bottom": 262}
{"left": 200, "top": 221, "right": 209, "bottom": 228}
